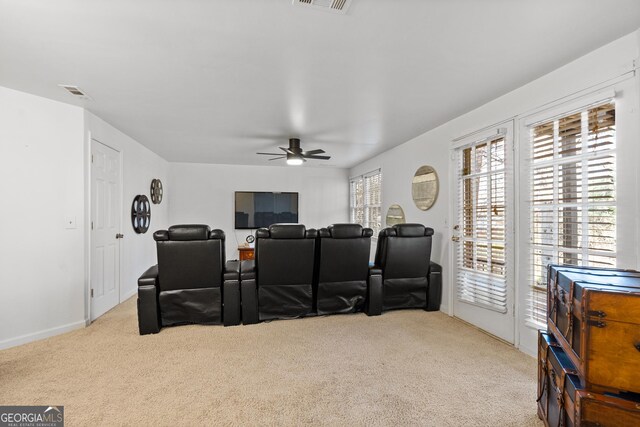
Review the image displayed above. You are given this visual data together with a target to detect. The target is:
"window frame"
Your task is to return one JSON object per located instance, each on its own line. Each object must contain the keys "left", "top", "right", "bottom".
{"left": 515, "top": 82, "right": 640, "bottom": 356}
{"left": 521, "top": 93, "right": 617, "bottom": 329}
{"left": 526, "top": 101, "right": 617, "bottom": 327}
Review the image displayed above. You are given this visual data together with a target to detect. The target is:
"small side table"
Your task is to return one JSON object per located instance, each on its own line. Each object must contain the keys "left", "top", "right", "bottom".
{"left": 238, "top": 246, "right": 255, "bottom": 261}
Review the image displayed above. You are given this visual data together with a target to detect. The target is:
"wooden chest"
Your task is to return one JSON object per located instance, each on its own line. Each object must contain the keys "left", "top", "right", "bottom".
{"left": 538, "top": 331, "right": 640, "bottom": 427}
{"left": 547, "top": 265, "right": 640, "bottom": 394}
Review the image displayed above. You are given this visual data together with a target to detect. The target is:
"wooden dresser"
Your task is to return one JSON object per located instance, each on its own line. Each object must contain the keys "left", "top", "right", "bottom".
{"left": 238, "top": 246, "right": 254, "bottom": 261}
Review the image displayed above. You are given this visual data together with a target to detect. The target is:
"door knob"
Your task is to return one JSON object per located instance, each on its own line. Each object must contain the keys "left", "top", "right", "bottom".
{"left": 451, "top": 236, "right": 460, "bottom": 242}
{"left": 116, "top": 233, "right": 124, "bottom": 239}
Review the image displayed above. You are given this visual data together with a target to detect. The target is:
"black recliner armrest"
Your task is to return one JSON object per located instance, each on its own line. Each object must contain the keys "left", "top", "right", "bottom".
{"left": 224, "top": 260, "right": 240, "bottom": 281}
{"left": 222, "top": 260, "right": 241, "bottom": 327}
{"left": 137, "top": 265, "right": 160, "bottom": 335}
{"left": 240, "top": 260, "right": 258, "bottom": 324}
{"left": 426, "top": 261, "right": 442, "bottom": 312}
{"left": 369, "top": 266, "right": 382, "bottom": 276}
{"left": 138, "top": 265, "right": 159, "bottom": 287}
{"left": 366, "top": 265, "right": 383, "bottom": 316}
{"left": 240, "top": 260, "right": 256, "bottom": 280}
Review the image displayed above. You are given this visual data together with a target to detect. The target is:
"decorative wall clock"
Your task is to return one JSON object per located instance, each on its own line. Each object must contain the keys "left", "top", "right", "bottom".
{"left": 150, "top": 179, "right": 163, "bottom": 204}
{"left": 131, "top": 195, "right": 151, "bottom": 234}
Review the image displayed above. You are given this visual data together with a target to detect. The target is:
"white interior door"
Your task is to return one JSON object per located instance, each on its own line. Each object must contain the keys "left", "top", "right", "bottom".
{"left": 91, "top": 139, "right": 121, "bottom": 320}
{"left": 451, "top": 123, "right": 515, "bottom": 343}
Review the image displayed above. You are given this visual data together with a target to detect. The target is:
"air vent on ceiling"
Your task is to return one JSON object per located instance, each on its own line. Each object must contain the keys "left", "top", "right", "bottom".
{"left": 58, "top": 85, "right": 92, "bottom": 100}
{"left": 293, "top": 0, "right": 352, "bottom": 14}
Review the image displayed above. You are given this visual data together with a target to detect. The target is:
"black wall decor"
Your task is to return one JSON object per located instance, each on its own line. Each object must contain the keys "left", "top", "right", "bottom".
{"left": 150, "top": 179, "right": 163, "bottom": 204}
{"left": 131, "top": 195, "right": 151, "bottom": 234}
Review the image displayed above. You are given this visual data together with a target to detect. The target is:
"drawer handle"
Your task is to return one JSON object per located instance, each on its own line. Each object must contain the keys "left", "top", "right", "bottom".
{"left": 635, "top": 343, "right": 640, "bottom": 352}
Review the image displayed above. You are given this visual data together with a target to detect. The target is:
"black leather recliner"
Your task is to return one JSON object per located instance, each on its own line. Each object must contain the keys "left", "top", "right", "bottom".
{"left": 316, "top": 224, "right": 380, "bottom": 315}
{"left": 374, "top": 223, "right": 442, "bottom": 312}
{"left": 241, "top": 224, "right": 317, "bottom": 323}
{"left": 137, "top": 224, "right": 241, "bottom": 335}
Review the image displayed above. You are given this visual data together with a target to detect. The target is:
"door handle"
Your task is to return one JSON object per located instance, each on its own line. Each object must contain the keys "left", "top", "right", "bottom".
{"left": 451, "top": 236, "right": 460, "bottom": 242}
{"left": 116, "top": 233, "right": 124, "bottom": 239}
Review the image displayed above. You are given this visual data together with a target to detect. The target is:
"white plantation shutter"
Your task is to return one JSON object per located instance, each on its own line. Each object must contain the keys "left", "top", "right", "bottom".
{"left": 350, "top": 177, "right": 364, "bottom": 224}
{"left": 364, "top": 170, "right": 382, "bottom": 235}
{"left": 350, "top": 169, "right": 382, "bottom": 235}
{"left": 457, "top": 134, "right": 510, "bottom": 313}
{"left": 527, "top": 102, "right": 616, "bottom": 325}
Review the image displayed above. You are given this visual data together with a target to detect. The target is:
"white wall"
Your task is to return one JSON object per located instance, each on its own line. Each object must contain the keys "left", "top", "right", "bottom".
{"left": 0, "top": 87, "right": 171, "bottom": 349}
{"left": 169, "top": 163, "right": 349, "bottom": 259}
{"left": 0, "top": 86, "right": 86, "bottom": 348}
{"left": 84, "top": 112, "right": 170, "bottom": 303}
{"left": 350, "top": 30, "right": 640, "bottom": 354}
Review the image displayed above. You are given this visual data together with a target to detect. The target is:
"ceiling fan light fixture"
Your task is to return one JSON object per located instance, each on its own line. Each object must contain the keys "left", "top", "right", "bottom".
{"left": 287, "top": 157, "right": 304, "bottom": 166}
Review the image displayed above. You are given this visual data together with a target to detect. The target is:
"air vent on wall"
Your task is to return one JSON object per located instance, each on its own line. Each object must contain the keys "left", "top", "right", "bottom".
{"left": 58, "top": 85, "right": 92, "bottom": 100}
{"left": 293, "top": 0, "right": 352, "bottom": 14}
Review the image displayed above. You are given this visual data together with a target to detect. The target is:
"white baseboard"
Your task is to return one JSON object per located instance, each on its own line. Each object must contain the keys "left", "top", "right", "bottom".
{"left": 518, "top": 342, "right": 537, "bottom": 358}
{"left": 0, "top": 320, "right": 86, "bottom": 351}
{"left": 121, "top": 287, "right": 137, "bottom": 302}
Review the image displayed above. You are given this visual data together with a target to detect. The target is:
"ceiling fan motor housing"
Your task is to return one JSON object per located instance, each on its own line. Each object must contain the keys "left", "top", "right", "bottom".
{"left": 289, "top": 138, "right": 302, "bottom": 154}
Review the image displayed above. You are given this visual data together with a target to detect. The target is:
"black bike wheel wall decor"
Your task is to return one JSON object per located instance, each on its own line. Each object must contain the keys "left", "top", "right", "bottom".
{"left": 150, "top": 178, "right": 163, "bottom": 204}
{"left": 131, "top": 195, "right": 151, "bottom": 234}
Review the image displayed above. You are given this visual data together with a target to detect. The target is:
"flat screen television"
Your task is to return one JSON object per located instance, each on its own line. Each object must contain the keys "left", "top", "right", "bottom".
{"left": 234, "top": 191, "right": 299, "bottom": 229}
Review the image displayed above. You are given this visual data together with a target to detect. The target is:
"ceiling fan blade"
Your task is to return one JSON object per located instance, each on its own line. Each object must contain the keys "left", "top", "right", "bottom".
{"left": 268, "top": 156, "right": 286, "bottom": 161}
{"left": 301, "top": 149, "right": 325, "bottom": 156}
{"left": 279, "top": 147, "right": 295, "bottom": 155}
{"left": 257, "top": 152, "right": 282, "bottom": 156}
{"left": 303, "top": 155, "right": 331, "bottom": 160}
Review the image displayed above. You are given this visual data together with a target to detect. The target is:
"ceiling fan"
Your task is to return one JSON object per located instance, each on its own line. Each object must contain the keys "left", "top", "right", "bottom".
{"left": 257, "top": 138, "right": 331, "bottom": 165}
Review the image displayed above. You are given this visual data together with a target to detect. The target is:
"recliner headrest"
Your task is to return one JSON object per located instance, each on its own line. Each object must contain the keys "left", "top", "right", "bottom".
{"left": 268, "top": 224, "right": 306, "bottom": 239}
{"left": 327, "top": 223, "right": 364, "bottom": 239}
{"left": 394, "top": 223, "right": 434, "bottom": 237}
{"left": 209, "top": 229, "right": 225, "bottom": 240}
{"left": 153, "top": 230, "right": 169, "bottom": 241}
{"left": 167, "top": 224, "right": 211, "bottom": 241}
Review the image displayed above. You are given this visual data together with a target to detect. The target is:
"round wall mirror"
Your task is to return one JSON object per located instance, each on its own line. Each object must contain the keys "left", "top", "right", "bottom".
{"left": 412, "top": 165, "right": 439, "bottom": 210}
{"left": 386, "top": 204, "right": 406, "bottom": 226}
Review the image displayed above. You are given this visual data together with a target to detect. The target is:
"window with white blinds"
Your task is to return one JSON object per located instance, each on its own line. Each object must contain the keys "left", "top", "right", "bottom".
{"left": 350, "top": 170, "right": 382, "bottom": 235}
{"left": 457, "top": 135, "right": 509, "bottom": 312}
{"left": 527, "top": 102, "right": 616, "bottom": 325}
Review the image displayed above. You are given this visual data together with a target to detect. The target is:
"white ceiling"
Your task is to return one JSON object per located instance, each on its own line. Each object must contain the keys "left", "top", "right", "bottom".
{"left": 1, "top": 1, "right": 639, "bottom": 168}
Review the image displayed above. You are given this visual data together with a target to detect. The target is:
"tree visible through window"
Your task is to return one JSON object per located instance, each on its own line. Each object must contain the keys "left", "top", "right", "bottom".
{"left": 350, "top": 170, "right": 382, "bottom": 235}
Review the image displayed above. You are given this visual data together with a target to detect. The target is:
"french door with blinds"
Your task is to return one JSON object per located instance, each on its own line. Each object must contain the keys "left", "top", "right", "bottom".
{"left": 452, "top": 123, "right": 515, "bottom": 343}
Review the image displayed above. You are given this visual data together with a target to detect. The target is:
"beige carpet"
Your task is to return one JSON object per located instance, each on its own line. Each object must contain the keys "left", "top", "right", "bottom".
{"left": 0, "top": 298, "right": 542, "bottom": 426}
